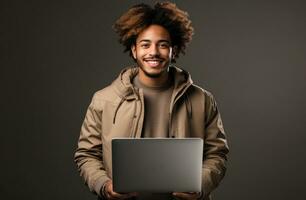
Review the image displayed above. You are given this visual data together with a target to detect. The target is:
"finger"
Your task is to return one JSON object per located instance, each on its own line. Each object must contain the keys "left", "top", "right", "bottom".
{"left": 108, "top": 195, "right": 120, "bottom": 200}
{"left": 110, "top": 191, "right": 137, "bottom": 199}
{"left": 106, "top": 192, "right": 120, "bottom": 200}
{"left": 172, "top": 192, "right": 201, "bottom": 200}
{"left": 105, "top": 181, "right": 135, "bottom": 199}
{"left": 173, "top": 192, "right": 190, "bottom": 200}
{"left": 106, "top": 189, "right": 123, "bottom": 199}
{"left": 105, "top": 191, "right": 120, "bottom": 200}
{"left": 109, "top": 192, "right": 127, "bottom": 199}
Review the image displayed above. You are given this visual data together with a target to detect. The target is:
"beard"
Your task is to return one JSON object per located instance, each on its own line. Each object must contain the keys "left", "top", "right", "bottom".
{"left": 136, "top": 57, "right": 170, "bottom": 78}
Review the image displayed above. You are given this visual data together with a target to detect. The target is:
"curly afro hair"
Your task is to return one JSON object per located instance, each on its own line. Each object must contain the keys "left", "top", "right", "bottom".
{"left": 113, "top": 1, "right": 194, "bottom": 61}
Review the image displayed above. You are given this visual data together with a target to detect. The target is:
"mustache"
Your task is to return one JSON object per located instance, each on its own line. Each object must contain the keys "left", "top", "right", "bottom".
{"left": 143, "top": 56, "right": 164, "bottom": 60}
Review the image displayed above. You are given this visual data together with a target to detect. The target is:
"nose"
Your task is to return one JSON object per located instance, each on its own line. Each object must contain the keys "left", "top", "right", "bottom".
{"left": 149, "top": 44, "right": 160, "bottom": 56}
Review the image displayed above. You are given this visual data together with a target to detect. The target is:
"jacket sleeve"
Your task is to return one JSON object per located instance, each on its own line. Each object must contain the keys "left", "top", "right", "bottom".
{"left": 74, "top": 94, "right": 110, "bottom": 197}
{"left": 201, "top": 91, "right": 229, "bottom": 199}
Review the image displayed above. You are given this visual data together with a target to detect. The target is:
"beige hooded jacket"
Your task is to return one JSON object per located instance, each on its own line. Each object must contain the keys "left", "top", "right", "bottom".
{"left": 74, "top": 66, "right": 229, "bottom": 200}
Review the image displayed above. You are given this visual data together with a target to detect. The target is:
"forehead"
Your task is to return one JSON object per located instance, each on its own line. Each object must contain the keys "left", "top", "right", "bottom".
{"left": 136, "top": 24, "right": 171, "bottom": 43}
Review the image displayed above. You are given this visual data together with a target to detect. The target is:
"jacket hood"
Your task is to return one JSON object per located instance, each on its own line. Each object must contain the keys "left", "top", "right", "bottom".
{"left": 111, "top": 65, "right": 194, "bottom": 99}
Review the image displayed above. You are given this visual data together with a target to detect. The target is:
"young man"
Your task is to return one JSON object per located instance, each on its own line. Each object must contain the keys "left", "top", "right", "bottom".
{"left": 74, "top": 2, "right": 229, "bottom": 200}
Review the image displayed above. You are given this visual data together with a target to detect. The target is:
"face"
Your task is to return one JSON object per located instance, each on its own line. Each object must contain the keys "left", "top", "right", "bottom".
{"left": 131, "top": 24, "right": 174, "bottom": 79}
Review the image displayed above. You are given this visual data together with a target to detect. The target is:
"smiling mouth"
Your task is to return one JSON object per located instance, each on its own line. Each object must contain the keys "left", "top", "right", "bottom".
{"left": 144, "top": 59, "right": 163, "bottom": 67}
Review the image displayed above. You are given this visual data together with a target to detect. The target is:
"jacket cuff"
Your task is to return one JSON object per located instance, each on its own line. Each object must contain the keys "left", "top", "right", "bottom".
{"left": 202, "top": 168, "right": 215, "bottom": 198}
{"left": 94, "top": 176, "right": 111, "bottom": 198}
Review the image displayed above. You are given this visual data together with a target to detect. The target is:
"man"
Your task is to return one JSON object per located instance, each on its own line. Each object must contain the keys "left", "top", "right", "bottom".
{"left": 74, "top": 2, "right": 229, "bottom": 200}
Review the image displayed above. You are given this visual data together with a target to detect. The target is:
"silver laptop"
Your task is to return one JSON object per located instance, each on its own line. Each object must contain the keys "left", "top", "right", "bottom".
{"left": 112, "top": 138, "right": 203, "bottom": 193}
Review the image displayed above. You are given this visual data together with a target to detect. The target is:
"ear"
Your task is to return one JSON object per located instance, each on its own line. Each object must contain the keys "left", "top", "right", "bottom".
{"left": 131, "top": 45, "right": 136, "bottom": 59}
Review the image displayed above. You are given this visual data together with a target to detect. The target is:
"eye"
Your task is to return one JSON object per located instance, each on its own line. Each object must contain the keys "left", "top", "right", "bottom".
{"left": 159, "top": 43, "right": 170, "bottom": 48}
{"left": 140, "top": 43, "right": 150, "bottom": 48}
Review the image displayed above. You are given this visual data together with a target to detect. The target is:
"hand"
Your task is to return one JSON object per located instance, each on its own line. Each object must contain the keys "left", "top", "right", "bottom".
{"left": 104, "top": 180, "right": 138, "bottom": 200}
{"left": 172, "top": 192, "right": 201, "bottom": 200}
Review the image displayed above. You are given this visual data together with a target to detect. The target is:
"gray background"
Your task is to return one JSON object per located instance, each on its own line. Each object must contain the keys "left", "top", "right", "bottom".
{"left": 1, "top": 0, "right": 306, "bottom": 199}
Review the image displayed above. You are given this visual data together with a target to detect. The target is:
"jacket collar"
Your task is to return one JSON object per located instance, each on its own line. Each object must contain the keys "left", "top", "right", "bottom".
{"left": 112, "top": 65, "right": 193, "bottom": 100}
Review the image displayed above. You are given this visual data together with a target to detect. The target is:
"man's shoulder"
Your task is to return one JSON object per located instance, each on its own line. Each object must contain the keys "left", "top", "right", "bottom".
{"left": 188, "top": 84, "right": 220, "bottom": 120}
{"left": 91, "top": 84, "right": 119, "bottom": 105}
{"left": 189, "top": 83, "right": 214, "bottom": 99}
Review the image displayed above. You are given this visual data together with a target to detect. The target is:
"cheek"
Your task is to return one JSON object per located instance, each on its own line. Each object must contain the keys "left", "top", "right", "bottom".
{"left": 135, "top": 49, "right": 147, "bottom": 58}
{"left": 163, "top": 48, "right": 172, "bottom": 57}
{"left": 161, "top": 50, "right": 172, "bottom": 59}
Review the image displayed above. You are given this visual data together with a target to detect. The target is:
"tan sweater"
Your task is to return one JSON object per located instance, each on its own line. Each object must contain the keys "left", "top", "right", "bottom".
{"left": 132, "top": 74, "right": 174, "bottom": 138}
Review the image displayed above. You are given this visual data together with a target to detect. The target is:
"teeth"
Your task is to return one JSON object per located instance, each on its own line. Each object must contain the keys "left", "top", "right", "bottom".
{"left": 146, "top": 60, "right": 160, "bottom": 67}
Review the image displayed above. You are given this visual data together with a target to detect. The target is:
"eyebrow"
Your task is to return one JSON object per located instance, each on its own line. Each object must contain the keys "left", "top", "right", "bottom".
{"left": 138, "top": 39, "right": 171, "bottom": 44}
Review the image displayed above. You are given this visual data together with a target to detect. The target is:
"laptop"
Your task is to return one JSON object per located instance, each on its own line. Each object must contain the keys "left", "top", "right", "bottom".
{"left": 112, "top": 138, "right": 203, "bottom": 193}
